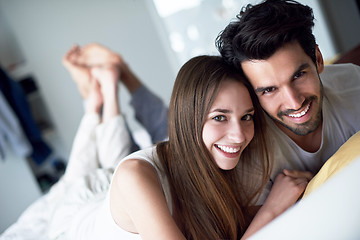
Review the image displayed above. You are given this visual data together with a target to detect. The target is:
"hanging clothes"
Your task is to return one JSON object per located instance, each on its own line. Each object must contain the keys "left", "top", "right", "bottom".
{"left": 0, "top": 90, "right": 32, "bottom": 160}
{"left": 0, "top": 66, "right": 52, "bottom": 164}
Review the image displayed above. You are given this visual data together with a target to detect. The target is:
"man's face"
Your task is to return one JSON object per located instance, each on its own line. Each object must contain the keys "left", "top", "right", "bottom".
{"left": 241, "top": 42, "right": 324, "bottom": 136}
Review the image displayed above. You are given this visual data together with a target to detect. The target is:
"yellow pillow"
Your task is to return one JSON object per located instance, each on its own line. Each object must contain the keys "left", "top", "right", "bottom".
{"left": 303, "top": 131, "right": 360, "bottom": 198}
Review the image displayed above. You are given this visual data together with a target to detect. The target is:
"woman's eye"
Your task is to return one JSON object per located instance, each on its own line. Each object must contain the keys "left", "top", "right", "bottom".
{"left": 213, "top": 115, "right": 226, "bottom": 122}
{"left": 242, "top": 114, "right": 253, "bottom": 121}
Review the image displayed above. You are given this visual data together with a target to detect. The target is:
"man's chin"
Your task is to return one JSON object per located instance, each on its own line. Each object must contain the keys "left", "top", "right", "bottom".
{"left": 276, "top": 119, "right": 320, "bottom": 136}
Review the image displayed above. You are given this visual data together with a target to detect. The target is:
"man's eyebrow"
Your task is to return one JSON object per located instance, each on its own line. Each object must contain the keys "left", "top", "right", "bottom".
{"left": 246, "top": 107, "right": 255, "bottom": 113}
{"left": 254, "top": 63, "right": 312, "bottom": 94}
{"left": 291, "top": 63, "right": 311, "bottom": 79}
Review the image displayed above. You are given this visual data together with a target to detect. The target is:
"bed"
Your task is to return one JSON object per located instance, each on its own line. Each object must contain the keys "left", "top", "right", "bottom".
{"left": 1, "top": 131, "right": 359, "bottom": 239}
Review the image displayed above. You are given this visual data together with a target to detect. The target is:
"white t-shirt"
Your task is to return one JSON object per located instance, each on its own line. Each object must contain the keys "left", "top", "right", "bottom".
{"left": 261, "top": 63, "right": 360, "bottom": 199}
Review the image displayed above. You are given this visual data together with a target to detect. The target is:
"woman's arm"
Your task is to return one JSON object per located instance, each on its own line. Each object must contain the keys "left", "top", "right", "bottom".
{"left": 241, "top": 170, "right": 312, "bottom": 239}
{"left": 110, "top": 159, "right": 185, "bottom": 240}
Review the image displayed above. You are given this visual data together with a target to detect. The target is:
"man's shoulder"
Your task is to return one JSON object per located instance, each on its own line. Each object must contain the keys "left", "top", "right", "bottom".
{"left": 322, "top": 63, "right": 360, "bottom": 75}
{"left": 321, "top": 63, "right": 360, "bottom": 91}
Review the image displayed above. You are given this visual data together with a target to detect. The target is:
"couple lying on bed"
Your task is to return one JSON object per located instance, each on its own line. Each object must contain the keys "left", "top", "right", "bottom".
{"left": 57, "top": 41, "right": 360, "bottom": 239}
{"left": 53, "top": 52, "right": 296, "bottom": 239}
{"left": 4, "top": 0, "right": 360, "bottom": 237}
{"left": 3, "top": 41, "right": 359, "bottom": 239}
{"left": 57, "top": 52, "right": 311, "bottom": 240}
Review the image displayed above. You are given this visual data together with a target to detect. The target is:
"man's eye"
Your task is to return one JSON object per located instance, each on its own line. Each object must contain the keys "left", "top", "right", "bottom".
{"left": 263, "top": 87, "right": 275, "bottom": 94}
{"left": 294, "top": 71, "right": 305, "bottom": 79}
{"left": 242, "top": 114, "right": 254, "bottom": 121}
{"left": 213, "top": 115, "right": 226, "bottom": 121}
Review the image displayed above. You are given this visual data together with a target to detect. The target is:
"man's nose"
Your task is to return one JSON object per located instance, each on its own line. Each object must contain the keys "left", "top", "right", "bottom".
{"left": 282, "top": 86, "right": 304, "bottom": 110}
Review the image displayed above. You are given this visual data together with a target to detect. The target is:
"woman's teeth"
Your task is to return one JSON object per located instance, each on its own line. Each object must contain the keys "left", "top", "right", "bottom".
{"left": 288, "top": 103, "right": 310, "bottom": 118}
{"left": 216, "top": 145, "right": 240, "bottom": 153}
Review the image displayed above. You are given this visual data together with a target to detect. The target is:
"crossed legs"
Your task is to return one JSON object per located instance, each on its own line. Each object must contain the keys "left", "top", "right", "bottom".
{"left": 62, "top": 49, "right": 132, "bottom": 183}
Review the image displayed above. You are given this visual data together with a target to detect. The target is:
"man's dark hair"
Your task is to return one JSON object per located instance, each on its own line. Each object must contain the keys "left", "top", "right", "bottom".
{"left": 216, "top": 0, "right": 316, "bottom": 70}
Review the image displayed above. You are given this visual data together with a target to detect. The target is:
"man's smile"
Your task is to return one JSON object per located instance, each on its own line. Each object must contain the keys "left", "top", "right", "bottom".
{"left": 287, "top": 102, "right": 311, "bottom": 118}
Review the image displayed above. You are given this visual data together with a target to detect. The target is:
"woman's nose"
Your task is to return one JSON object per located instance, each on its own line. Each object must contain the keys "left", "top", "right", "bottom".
{"left": 228, "top": 121, "right": 245, "bottom": 143}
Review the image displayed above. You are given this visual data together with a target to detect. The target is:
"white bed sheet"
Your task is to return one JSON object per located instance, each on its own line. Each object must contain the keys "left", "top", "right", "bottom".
{"left": 0, "top": 179, "right": 66, "bottom": 240}
{"left": 2, "top": 134, "right": 359, "bottom": 239}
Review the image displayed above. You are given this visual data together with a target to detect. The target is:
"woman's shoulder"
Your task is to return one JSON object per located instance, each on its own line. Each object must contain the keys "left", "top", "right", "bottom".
{"left": 109, "top": 146, "right": 169, "bottom": 234}
{"left": 113, "top": 146, "right": 161, "bottom": 174}
{"left": 112, "top": 153, "right": 160, "bottom": 190}
{"left": 121, "top": 146, "right": 158, "bottom": 162}
{"left": 111, "top": 144, "right": 173, "bottom": 214}
{"left": 111, "top": 146, "right": 167, "bottom": 188}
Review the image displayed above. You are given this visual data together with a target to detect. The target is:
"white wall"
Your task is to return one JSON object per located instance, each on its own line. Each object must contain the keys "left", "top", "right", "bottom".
{"left": 300, "top": 0, "right": 337, "bottom": 60}
{"left": 0, "top": 11, "right": 24, "bottom": 69}
{"left": 319, "top": 0, "right": 360, "bottom": 53}
{"left": 0, "top": 0, "right": 176, "bottom": 158}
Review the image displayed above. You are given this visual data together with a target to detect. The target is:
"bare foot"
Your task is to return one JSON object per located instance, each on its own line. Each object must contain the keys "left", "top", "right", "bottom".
{"left": 91, "top": 66, "right": 120, "bottom": 122}
{"left": 76, "top": 43, "right": 142, "bottom": 93}
{"left": 62, "top": 45, "right": 92, "bottom": 98}
{"left": 91, "top": 65, "right": 119, "bottom": 96}
{"left": 75, "top": 43, "right": 122, "bottom": 67}
{"left": 85, "top": 76, "right": 103, "bottom": 114}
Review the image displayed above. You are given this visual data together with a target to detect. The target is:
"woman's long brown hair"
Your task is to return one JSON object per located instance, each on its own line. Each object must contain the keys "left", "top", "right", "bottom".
{"left": 157, "top": 55, "right": 271, "bottom": 239}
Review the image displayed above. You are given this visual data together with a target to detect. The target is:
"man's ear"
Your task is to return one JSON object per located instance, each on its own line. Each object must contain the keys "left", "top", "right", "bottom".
{"left": 315, "top": 45, "right": 324, "bottom": 73}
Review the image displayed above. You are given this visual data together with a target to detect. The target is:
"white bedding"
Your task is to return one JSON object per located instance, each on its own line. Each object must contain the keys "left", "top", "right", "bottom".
{"left": 1, "top": 185, "right": 59, "bottom": 239}
{"left": 0, "top": 128, "right": 152, "bottom": 240}
{"left": 4, "top": 158, "right": 360, "bottom": 240}
{"left": 2, "top": 130, "right": 359, "bottom": 239}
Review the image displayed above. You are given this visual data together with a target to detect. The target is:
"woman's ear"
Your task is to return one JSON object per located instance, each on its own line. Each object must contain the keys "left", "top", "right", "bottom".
{"left": 315, "top": 45, "right": 324, "bottom": 74}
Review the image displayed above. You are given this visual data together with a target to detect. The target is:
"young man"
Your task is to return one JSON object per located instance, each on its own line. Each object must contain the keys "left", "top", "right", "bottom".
{"left": 216, "top": 0, "right": 360, "bottom": 196}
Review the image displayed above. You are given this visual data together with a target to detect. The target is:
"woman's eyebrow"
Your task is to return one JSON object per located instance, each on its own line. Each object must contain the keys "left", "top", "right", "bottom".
{"left": 209, "top": 107, "right": 254, "bottom": 114}
{"left": 209, "top": 108, "right": 231, "bottom": 113}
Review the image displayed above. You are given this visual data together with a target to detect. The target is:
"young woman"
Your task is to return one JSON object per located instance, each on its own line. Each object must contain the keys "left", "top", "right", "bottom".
{"left": 108, "top": 55, "right": 309, "bottom": 240}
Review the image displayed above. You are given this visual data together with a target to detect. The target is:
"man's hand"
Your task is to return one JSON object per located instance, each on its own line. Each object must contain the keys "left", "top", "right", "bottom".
{"left": 261, "top": 171, "right": 310, "bottom": 218}
{"left": 241, "top": 171, "right": 311, "bottom": 240}
{"left": 283, "top": 169, "right": 314, "bottom": 181}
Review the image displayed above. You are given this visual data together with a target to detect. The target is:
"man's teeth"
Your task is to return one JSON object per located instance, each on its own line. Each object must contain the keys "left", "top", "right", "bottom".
{"left": 217, "top": 145, "right": 240, "bottom": 153}
{"left": 288, "top": 103, "right": 310, "bottom": 118}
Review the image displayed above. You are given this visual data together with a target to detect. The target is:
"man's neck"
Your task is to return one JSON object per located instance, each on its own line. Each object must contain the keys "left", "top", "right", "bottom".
{"left": 275, "top": 122, "right": 323, "bottom": 153}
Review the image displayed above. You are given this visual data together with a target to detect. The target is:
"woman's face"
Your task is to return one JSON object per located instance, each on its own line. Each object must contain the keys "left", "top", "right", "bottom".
{"left": 202, "top": 79, "right": 255, "bottom": 170}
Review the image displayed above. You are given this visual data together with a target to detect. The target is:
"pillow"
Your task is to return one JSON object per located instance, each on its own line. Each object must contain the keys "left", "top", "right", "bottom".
{"left": 302, "top": 131, "right": 360, "bottom": 198}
